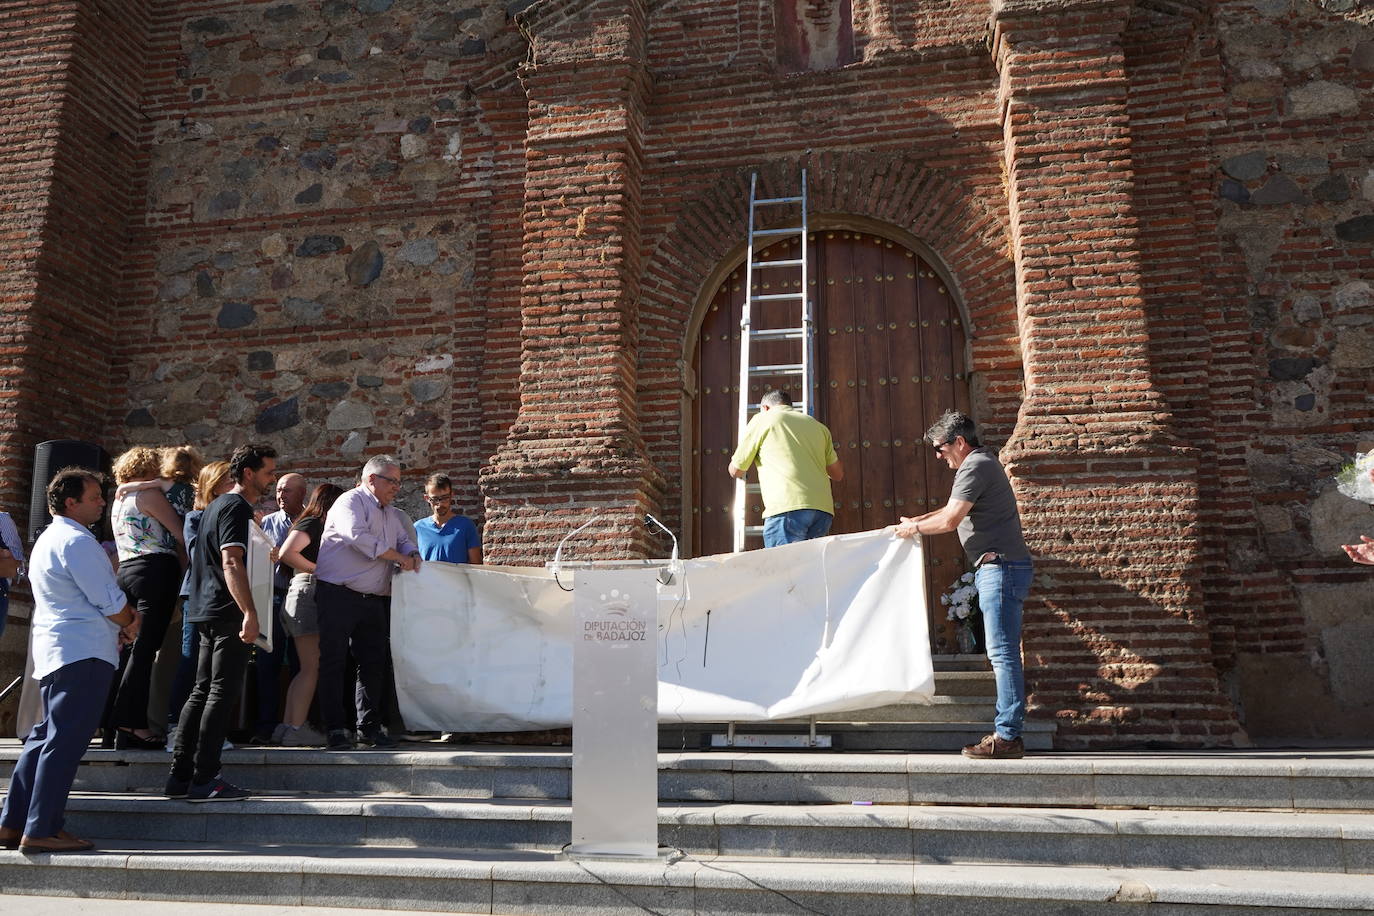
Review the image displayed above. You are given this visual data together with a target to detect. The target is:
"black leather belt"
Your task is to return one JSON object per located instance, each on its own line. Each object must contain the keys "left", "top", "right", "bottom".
{"left": 318, "top": 580, "right": 387, "bottom": 601}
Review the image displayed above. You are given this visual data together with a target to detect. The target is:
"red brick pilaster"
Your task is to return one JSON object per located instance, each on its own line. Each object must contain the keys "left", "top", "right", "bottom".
{"left": 991, "top": 0, "right": 1243, "bottom": 746}
{"left": 480, "top": 0, "right": 664, "bottom": 564}
{"left": 0, "top": 0, "right": 151, "bottom": 517}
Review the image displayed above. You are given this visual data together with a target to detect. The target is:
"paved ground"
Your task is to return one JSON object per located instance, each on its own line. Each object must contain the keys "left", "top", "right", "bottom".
{"left": 2, "top": 737, "right": 1373, "bottom": 756}
{"left": 6, "top": 896, "right": 485, "bottom": 915}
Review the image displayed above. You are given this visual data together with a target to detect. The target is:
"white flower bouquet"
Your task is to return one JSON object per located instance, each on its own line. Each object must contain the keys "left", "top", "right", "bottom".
{"left": 941, "top": 571, "right": 983, "bottom": 654}
{"left": 1336, "top": 449, "right": 1374, "bottom": 504}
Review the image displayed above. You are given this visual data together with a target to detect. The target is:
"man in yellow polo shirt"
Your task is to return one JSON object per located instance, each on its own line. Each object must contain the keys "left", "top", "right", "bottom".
{"left": 729, "top": 389, "right": 844, "bottom": 547}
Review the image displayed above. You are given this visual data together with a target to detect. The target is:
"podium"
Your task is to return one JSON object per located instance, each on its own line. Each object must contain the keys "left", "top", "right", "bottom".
{"left": 559, "top": 561, "right": 673, "bottom": 861}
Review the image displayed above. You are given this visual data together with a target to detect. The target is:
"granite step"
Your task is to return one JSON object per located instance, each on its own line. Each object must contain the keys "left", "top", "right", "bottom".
{"left": 50, "top": 793, "right": 1374, "bottom": 873}
{"left": 5, "top": 894, "right": 487, "bottom": 916}
{"left": 702, "top": 696, "right": 1003, "bottom": 724}
{"left": 9, "top": 745, "right": 1373, "bottom": 812}
{"left": 659, "top": 718, "right": 1057, "bottom": 751}
{"left": 931, "top": 668, "right": 996, "bottom": 696}
{"left": 1, "top": 842, "right": 1372, "bottom": 914}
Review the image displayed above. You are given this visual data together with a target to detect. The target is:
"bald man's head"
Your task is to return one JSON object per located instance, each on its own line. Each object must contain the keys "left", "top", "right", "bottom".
{"left": 276, "top": 473, "right": 308, "bottom": 517}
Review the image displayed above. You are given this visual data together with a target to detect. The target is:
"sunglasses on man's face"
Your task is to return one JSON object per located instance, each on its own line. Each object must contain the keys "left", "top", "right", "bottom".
{"left": 932, "top": 439, "right": 953, "bottom": 454}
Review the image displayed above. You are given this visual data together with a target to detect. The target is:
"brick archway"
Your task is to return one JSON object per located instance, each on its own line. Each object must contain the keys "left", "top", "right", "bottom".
{"left": 691, "top": 227, "right": 982, "bottom": 652}
{"left": 633, "top": 152, "right": 1019, "bottom": 550}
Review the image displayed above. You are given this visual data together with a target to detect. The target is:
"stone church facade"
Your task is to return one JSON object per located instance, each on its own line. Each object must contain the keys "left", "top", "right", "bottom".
{"left": 0, "top": 0, "right": 1371, "bottom": 746}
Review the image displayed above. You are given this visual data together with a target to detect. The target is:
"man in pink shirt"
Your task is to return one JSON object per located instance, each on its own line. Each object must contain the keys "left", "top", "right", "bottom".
{"left": 314, "top": 455, "right": 420, "bottom": 750}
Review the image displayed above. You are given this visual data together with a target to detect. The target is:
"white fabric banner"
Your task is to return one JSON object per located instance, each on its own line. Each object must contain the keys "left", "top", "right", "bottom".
{"left": 392, "top": 529, "right": 933, "bottom": 731}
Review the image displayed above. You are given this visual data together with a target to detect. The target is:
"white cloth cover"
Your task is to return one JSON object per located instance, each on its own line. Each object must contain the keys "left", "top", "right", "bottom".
{"left": 392, "top": 529, "right": 933, "bottom": 731}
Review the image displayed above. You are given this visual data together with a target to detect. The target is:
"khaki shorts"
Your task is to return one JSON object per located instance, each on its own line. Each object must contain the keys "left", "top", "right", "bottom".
{"left": 282, "top": 572, "right": 319, "bottom": 637}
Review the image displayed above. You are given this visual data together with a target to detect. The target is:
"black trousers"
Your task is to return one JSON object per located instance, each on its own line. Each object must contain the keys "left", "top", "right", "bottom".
{"left": 170, "top": 617, "right": 250, "bottom": 785}
{"left": 315, "top": 580, "right": 391, "bottom": 736}
{"left": 112, "top": 552, "right": 182, "bottom": 731}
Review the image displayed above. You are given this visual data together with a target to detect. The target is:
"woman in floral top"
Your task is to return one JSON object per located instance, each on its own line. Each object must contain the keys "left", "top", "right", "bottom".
{"left": 108, "top": 446, "right": 188, "bottom": 750}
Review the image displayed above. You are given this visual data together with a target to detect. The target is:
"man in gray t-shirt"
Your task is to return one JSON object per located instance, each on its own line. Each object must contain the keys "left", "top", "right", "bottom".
{"left": 891, "top": 409, "right": 1033, "bottom": 760}
{"left": 949, "top": 449, "right": 1031, "bottom": 566}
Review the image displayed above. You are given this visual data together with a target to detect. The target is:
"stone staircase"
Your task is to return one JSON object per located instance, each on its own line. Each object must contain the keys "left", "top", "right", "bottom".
{"left": 660, "top": 657, "right": 1057, "bottom": 752}
{"left": 3, "top": 743, "right": 1374, "bottom": 914}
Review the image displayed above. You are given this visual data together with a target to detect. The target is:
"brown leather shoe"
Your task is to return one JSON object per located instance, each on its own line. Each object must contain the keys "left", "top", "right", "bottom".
{"left": 19, "top": 831, "right": 94, "bottom": 853}
{"left": 961, "top": 734, "right": 1024, "bottom": 759}
{"left": 0, "top": 826, "right": 20, "bottom": 849}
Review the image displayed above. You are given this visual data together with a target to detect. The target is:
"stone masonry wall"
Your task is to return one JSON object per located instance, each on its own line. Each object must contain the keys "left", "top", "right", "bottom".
{"left": 106, "top": 0, "right": 531, "bottom": 526}
{"left": 1207, "top": 0, "right": 1374, "bottom": 739}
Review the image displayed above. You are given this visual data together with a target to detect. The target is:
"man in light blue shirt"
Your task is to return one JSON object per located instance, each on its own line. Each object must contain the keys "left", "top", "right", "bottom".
{"left": 254, "top": 472, "right": 306, "bottom": 744}
{"left": 1, "top": 468, "right": 137, "bottom": 853}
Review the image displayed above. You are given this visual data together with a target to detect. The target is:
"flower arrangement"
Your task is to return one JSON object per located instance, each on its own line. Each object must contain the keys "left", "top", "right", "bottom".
{"left": 941, "top": 571, "right": 982, "bottom": 654}
{"left": 1336, "top": 449, "right": 1374, "bottom": 505}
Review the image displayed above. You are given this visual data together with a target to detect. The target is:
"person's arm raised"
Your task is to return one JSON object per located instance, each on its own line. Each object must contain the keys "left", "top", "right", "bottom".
{"left": 136, "top": 487, "right": 188, "bottom": 566}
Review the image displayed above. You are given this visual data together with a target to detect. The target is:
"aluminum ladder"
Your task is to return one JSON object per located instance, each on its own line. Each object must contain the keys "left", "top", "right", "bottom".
{"left": 732, "top": 169, "right": 814, "bottom": 552}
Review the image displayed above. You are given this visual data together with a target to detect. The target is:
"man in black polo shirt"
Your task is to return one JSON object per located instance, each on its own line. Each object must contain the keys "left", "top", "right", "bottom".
{"left": 165, "top": 443, "right": 277, "bottom": 802}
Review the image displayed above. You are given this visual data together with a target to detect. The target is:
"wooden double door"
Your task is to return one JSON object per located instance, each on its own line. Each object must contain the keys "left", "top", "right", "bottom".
{"left": 690, "top": 230, "right": 972, "bottom": 652}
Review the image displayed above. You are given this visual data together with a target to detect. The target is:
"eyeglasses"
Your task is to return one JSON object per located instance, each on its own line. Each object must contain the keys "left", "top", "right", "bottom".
{"left": 372, "top": 473, "right": 401, "bottom": 487}
{"left": 932, "top": 439, "right": 954, "bottom": 454}
{"left": 424, "top": 493, "right": 452, "bottom": 504}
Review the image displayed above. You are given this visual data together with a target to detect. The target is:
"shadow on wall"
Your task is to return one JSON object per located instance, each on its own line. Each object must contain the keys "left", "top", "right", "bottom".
{"left": 1030, "top": 534, "right": 1374, "bottom": 743}
{"left": 1238, "top": 480, "right": 1374, "bottom": 741}
{"left": 1024, "top": 558, "right": 1246, "bottom": 748}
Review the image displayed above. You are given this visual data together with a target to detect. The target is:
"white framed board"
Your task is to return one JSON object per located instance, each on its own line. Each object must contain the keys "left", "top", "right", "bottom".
{"left": 247, "top": 520, "right": 275, "bottom": 654}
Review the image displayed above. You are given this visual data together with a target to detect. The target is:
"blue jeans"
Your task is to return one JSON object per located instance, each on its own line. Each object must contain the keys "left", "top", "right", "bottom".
{"left": 976, "top": 557, "right": 1033, "bottom": 741}
{"left": 762, "top": 509, "right": 833, "bottom": 547}
{"left": 167, "top": 599, "right": 199, "bottom": 727}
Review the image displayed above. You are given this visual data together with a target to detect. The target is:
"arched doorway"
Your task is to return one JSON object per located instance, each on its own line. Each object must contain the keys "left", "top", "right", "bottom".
{"left": 690, "top": 229, "right": 973, "bottom": 653}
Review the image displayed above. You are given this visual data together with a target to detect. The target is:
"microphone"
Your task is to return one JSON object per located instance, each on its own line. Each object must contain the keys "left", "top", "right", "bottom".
{"left": 644, "top": 514, "right": 679, "bottom": 565}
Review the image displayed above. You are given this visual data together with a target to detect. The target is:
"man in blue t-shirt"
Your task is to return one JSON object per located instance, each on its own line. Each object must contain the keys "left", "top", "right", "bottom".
{"left": 414, "top": 474, "right": 482, "bottom": 565}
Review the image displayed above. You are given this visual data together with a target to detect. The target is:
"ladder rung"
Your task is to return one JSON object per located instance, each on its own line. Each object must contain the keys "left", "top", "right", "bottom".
{"left": 751, "top": 327, "right": 805, "bottom": 341}
{"left": 738, "top": 170, "right": 809, "bottom": 551}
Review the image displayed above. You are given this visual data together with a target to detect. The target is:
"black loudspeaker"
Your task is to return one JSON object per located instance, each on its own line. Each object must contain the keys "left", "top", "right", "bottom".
{"left": 28, "top": 440, "right": 111, "bottom": 546}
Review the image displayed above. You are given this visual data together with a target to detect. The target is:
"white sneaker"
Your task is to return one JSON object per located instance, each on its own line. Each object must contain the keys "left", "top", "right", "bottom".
{"left": 280, "top": 724, "right": 327, "bottom": 747}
